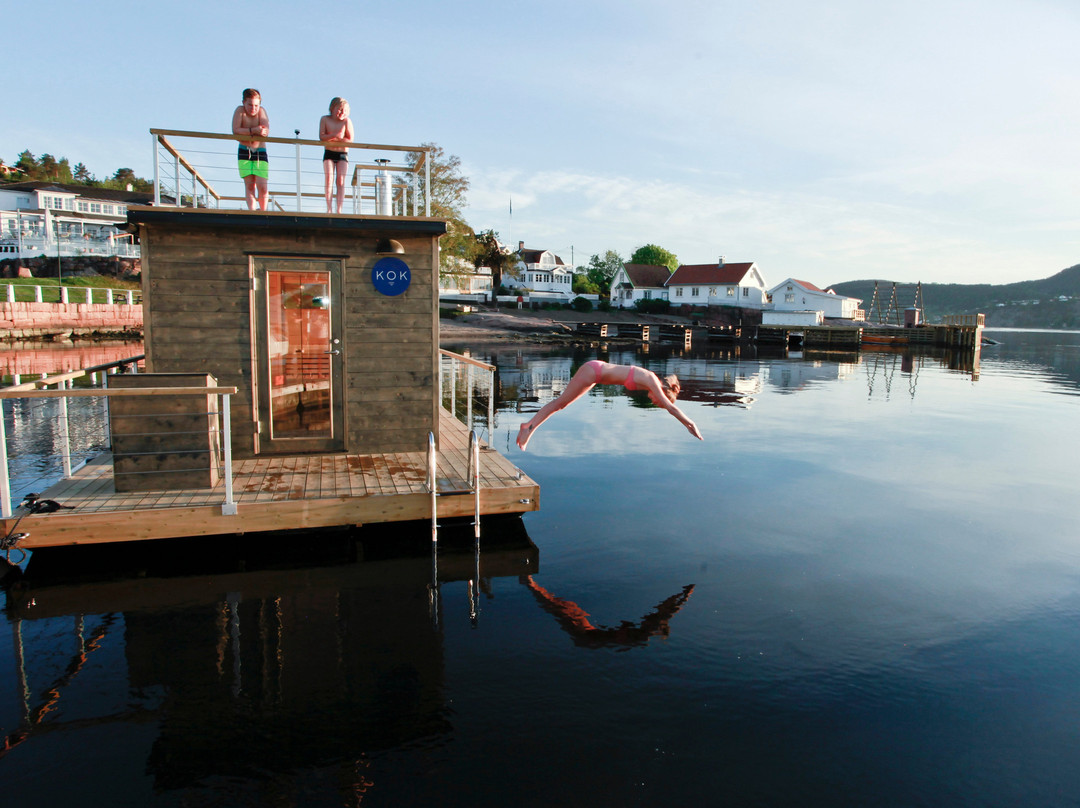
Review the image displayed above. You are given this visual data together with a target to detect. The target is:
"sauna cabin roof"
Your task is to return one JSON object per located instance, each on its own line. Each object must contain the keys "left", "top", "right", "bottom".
{"left": 124, "top": 206, "right": 447, "bottom": 236}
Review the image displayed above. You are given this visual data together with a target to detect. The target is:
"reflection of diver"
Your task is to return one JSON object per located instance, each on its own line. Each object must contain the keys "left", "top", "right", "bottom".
{"left": 522, "top": 575, "right": 694, "bottom": 650}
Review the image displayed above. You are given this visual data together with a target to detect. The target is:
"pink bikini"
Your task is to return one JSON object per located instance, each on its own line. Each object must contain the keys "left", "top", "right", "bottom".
{"left": 584, "top": 360, "right": 640, "bottom": 390}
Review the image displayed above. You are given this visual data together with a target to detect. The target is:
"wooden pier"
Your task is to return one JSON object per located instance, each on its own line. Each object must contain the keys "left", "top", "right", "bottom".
{"left": 1, "top": 408, "right": 538, "bottom": 549}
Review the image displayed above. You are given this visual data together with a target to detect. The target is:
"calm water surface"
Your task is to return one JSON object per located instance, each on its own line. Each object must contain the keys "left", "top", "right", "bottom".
{"left": 1, "top": 330, "right": 1078, "bottom": 806}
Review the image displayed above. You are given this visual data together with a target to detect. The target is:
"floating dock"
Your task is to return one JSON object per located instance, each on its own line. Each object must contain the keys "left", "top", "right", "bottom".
{"left": 2, "top": 408, "right": 537, "bottom": 549}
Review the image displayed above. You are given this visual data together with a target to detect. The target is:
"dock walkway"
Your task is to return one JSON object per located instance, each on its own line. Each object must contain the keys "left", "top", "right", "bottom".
{"left": 4, "top": 409, "right": 538, "bottom": 549}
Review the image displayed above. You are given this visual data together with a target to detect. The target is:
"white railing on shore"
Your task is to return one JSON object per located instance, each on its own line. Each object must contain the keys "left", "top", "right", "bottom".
{"left": 1, "top": 237, "right": 140, "bottom": 260}
{"left": 2, "top": 283, "right": 138, "bottom": 305}
{"left": 439, "top": 349, "right": 495, "bottom": 442}
{"left": 0, "top": 362, "right": 236, "bottom": 523}
{"left": 150, "top": 128, "right": 433, "bottom": 216}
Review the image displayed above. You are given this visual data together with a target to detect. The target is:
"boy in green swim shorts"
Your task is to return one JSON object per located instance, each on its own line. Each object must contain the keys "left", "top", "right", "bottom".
{"left": 232, "top": 88, "right": 270, "bottom": 210}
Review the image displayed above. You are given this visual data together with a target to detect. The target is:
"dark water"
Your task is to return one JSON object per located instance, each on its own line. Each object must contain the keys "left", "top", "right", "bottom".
{"left": 2, "top": 330, "right": 1079, "bottom": 806}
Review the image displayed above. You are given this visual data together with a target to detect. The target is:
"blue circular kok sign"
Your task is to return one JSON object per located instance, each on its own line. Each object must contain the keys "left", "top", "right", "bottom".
{"left": 371, "top": 257, "right": 411, "bottom": 296}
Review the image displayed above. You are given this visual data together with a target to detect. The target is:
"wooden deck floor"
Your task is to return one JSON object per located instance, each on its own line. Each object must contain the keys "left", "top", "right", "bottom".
{"left": 3, "top": 410, "right": 539, "bottom": 549}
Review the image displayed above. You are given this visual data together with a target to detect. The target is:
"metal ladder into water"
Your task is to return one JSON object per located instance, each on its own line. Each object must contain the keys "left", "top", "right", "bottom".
{"left": 426, "top": 430, "right": 482, "bottom": 628}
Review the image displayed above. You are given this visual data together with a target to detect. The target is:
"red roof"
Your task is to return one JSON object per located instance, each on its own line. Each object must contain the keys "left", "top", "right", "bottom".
{"left": 622, "top": 264, "right": 672, "bottom": 288}
{"left": 667, "top": 262, "right": 755, "bottom": 286}
{"left": 791, "top": 278, "right": 826, "bottom": 293}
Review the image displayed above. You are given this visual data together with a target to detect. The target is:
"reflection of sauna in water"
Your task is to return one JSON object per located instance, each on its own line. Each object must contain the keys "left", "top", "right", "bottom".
{"left": 5, "top": 520, "right": 538, "bottom": 791}
{"left": 268, "top": 274, "right": 333, "bottom": 437}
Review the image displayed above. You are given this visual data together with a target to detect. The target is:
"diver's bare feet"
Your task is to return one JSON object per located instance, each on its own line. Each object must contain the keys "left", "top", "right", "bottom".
{"left": 516, "top": 423, "right": 533, "bottom": 450}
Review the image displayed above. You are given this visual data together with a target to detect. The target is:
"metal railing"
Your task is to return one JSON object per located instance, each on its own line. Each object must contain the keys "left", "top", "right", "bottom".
{"left": 438, "top": 349, "right": 495, "bottom": 442}
{"left": 0, "top": 236, "right": 140, "bottom": 259}
{"left": 0, "top": 366, "right": 237, "bottom": 521}
{"left": 150, "top": 129, "right": 433, "bottom": 216}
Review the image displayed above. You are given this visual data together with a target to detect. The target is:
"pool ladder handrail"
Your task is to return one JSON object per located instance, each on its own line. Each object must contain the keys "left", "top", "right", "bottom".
{"left": 426, "top": 430, "right": 482, "bottom": 628}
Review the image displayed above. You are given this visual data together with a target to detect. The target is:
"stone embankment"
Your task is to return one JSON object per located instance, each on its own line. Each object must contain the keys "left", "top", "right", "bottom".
{"left": 0, "top": 302, "right": 143, "bottom": 341}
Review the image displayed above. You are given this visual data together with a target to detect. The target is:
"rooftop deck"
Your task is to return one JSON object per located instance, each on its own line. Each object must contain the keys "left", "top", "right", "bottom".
{"left": 3, "top": 409, "right": 538, "bottom": 549}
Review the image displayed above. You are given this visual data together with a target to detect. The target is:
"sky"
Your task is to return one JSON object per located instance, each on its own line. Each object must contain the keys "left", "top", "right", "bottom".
{"left": 6, "top": 0, "right": 1079, "bottom": 286}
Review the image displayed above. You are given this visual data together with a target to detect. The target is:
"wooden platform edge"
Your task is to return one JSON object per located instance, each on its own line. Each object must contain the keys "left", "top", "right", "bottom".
{"left": 4, "top": 482, "right": 540, "bottom": 549}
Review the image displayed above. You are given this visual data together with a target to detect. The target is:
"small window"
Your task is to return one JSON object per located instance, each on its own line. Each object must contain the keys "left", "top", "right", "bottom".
{"left": 726, "top": 287, "right": 735, "bottom": 297}
{"left": 691, "top": 287, "right": 699, "bottom": 296}
{"left": 675, "top": 288, "right": 683, "bottom": 297}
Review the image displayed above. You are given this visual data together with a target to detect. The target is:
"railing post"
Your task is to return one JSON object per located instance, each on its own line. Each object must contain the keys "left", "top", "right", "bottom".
{"left": 106, "top": 289, "right": 114, "bottom": 305}
{"left": 295, "top": 131, "right": 303, "bottom": 211}
{"left": 450, "top": 358, "right": 457, "bottom": 420}
{"left": 60, "top": 286, "right": 69, "bottom": 304}
{"left": 466, "top": 363, "right": 473, "bottom": 430}
{"left": 85, "top": 287, "right": 93, "bottom": 304}
{"left": 427, "top": 431, "right": 437, "bottom": 543}
{"left": 6, "top": 285, "right": 14, "bottom": 303}
{"left": 153, "top": 132, "right": 161, "bottom": 206}
{"left": 470, "top": 430, "right": 480, "bottom": 540}
{"left": 0, "top": 399, "right": 10, "bottom": 519}
{"left": 424, "top": 152, "right": 431, "bottom": 216}
{"left": 126, "top": 291, "right": 134, "bottom": 305}
{"left": 220, "top": 393, "right": 237, "bottom": 515}
{"left": 34, "top": 286, "right": 43, "bottom": 303}
{"left": 487, "top": 366, "right": 494, "bottom": 440}
{"left": 59, "top": 381, "right": 72, "bottom": 478}
{"left": 174, "top": 152, "right": 181, "bottom": 207}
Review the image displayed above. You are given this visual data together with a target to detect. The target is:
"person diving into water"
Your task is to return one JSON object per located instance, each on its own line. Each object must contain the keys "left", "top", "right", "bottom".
{"left": 515, "top": 360, "right": 703, "bottom": 450}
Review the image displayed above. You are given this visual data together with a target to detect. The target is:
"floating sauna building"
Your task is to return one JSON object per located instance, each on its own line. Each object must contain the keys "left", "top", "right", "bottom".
{"left": 1, "top": 205, "right": 539, "bottom": 548}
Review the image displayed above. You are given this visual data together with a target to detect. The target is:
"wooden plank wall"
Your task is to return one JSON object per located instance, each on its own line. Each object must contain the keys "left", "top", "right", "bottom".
{"left": 137, "top": 216, "right": 440, "bottom": 457}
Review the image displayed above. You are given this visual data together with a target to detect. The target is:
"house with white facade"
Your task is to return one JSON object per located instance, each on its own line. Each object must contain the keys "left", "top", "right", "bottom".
{"left": 438, "top": 258, "right": 492, "bottom": 302}
{"left": 504, "top": 242, "right": 575, "bottom": 302}
{"left": 768, "top": 278, "right": 863, "bottom": 320}
{"left": 665, "top": 260, "right": 769, "bottom": 309}
{"left": 610, "top": 263, "right": 671, "bottom": 309}
{"left": 0, "top": 181, "right": 158, "bottom": 257}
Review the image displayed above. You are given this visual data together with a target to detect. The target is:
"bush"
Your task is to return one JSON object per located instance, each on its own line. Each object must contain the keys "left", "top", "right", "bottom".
{"left": 598, "top": 300, "right": 612, "bottom": 312}
{"left": 634, "top": 298, "right": 671, "bottom": 314}
{"left": 571, "top": 296, "right": 593, "bottom": 313}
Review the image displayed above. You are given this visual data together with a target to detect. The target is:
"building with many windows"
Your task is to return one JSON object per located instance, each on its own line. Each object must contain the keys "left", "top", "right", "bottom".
{"left": 0, "top": 182, "right": 158, "bottom": 254}
{"left": 665, "top": 259, "right": 769, "bottom": 309}
{"left": 504, "top": 242, "right": 575, "bottom": 301}
{"left": 610, "top": 263, "right": 672, "bottom": 309}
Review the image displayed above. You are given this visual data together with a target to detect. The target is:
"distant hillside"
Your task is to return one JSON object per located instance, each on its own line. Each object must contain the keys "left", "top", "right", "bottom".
{"left": 829, "top": 264, "right": 1080, "bottom": 329}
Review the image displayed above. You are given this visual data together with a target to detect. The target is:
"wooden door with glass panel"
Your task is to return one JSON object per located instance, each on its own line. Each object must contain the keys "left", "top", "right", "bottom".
{"left": 253, "top": 257, "right": 344, "bottom": 453}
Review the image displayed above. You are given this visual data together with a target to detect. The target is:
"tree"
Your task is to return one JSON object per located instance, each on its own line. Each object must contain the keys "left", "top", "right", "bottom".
{"left": 407, "top": 142, "right": 474, "bottom": 276}
{"left": 14, "top": 150, "right": 37, "bottom": 178}
{"left": 573, "top": 274, "right": 600, "bottom": 295}
{"left": 630, "top": 244, "right": 679, "bottom": 274}
{"left": 73, "top": 162, "right": 94, "bottom": 184}
{"left": 101, "top": 167, "right": 152, "bottom": 192}
{"left": 580, "top": 250, "right": 623, "bottom": 297}
{"left": 473, "top": 229, "right": 518, "bottom": 303}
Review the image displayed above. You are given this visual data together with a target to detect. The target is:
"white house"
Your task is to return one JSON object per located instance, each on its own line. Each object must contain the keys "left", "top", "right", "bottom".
{"left": 504, "top": 242, "right": 575, "bottom": 302}
{"left": 438, "top": 255, "right": 492, "bottom": 302}
{"left": 610, "top": 263, "right": 671, "bottom": 309}
{"left": 768, "top": 278, "right": 863, "bottom": 320}
{"left": 0, "top": 181, "right": 156, "bottom": 241}
{"left": 666, "top": 259, "right": 769, "bottom": 309}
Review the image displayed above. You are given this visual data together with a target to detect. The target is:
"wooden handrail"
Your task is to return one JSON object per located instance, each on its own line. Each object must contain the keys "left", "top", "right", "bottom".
{"left": 156, "top": 134, "right": 223, "bottom": 201}
{"left": 440, "top": 349, "right": 495, "bottom": 372}
{"left": 0, "top": 386, "right": 238, "bottom": 400}
{"left": 150, "top": 127, "right": 430, "bottom": 154}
